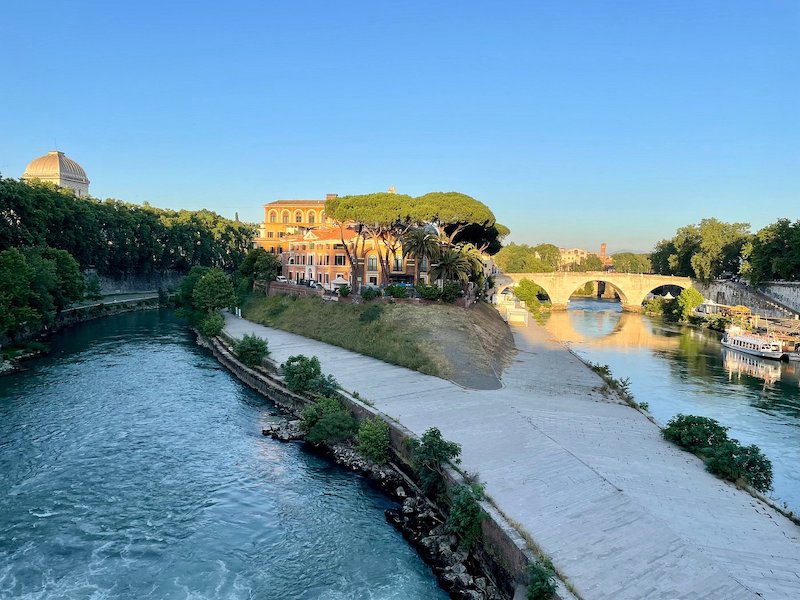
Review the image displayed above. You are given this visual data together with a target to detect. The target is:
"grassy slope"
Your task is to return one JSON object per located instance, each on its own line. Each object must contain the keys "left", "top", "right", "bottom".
{"left": 240, "top": 294, "right": 517, "bottom": 386}
{"left": 241, "top": 294, "right": 445, "bottom": 376}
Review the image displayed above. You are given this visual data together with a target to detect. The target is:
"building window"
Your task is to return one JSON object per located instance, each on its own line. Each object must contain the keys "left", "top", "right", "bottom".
{"left": 308, "top": 255, "right": 314, "bottom": 266}
{"left": 295, "top": 211, "right": 303, "bottom": 223}
{"left": 269, "top": 210, "right": 277, "bottom": 223}
{"left": 282, "top": 211, "right": 289, "bottom": 224}
{"left": 267, "top": 231, "right": 274, "bottom": 238}
{"left": 369, "top": 276, "right": 377, "bottom": 285}
{"left": 367, "top": 256, "right": 377, "bottom": 271}
{"left": 279, "top": 232, "right": 285, "bottom": 238}
{"left": 334, "top": 255, "right": 346, "bottom": 266}
{"left": 421, "top": 257, "right": 429, "bottom": 271}
{"left": 393, "top": 257, "right": 403, "bottom": 271}
{"left": 308, "top": 211, "right": 315, "bottom": 224}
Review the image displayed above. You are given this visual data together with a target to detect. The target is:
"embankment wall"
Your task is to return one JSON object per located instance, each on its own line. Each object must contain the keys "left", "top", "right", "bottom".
{"left": 693, "top": 280, "right": 797, "bottom": 319}
{"left": 206, "top": 333, "right": 547, "bottom": 599}
{"left": 760, "top": 282, "right": 800, "bottom": 314}
{"left": 91, "top": 271, "right": 184, "bottom": 295}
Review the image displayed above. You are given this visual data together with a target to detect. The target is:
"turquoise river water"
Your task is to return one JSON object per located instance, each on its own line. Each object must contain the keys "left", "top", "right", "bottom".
{"left": 0, "top": 311, "right": 447, "bottom": 600}
{"left": 546, "top": 298, "right": 800, "bottom": 514}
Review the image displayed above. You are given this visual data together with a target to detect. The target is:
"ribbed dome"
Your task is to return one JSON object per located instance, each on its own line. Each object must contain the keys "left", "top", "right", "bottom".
{"left": 23, "top": 150, "right": 88, "bottom": 183}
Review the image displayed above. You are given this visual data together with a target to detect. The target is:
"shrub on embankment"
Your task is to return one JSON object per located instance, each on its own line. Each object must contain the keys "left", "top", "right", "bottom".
{"left": 233, "top": 334, "right": 269, "bottom": 368}
{"left": 357, "top": 417, "right": 390, "bottom": 465}
{"left": 281, "top": 354, "right": 339, "bottom": 395}
{"left": 662, "top": 414, "right": 773, "bottom": 493}
{"left": 300, "top": 396, "right": 357, "bottom": 445}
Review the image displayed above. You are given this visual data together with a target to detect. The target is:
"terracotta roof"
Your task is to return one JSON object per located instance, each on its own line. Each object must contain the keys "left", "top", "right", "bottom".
{"left": 264, "top": 199, "right": 326, "bottom": 207}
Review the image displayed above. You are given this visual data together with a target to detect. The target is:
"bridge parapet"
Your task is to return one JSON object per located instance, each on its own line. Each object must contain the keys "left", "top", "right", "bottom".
{"left": 494, "top": 271, "right": 692, "bottom": 311}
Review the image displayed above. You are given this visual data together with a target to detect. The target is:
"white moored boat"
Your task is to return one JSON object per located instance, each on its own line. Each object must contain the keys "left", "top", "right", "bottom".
{"left": 721, "top": 329, "right": 788, "bottom": 361}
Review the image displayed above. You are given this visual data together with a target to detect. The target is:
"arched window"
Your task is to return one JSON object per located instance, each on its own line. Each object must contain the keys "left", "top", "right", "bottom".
{"left": 269, "top": 210, "right": 277, "bottom": 223}
{"left": 308, "top": 211, "right": 316, "bottom": 224}
{"left": 282, "top": 210, "right": 290, "bottom": 224}
{"left": 367, "top": 255, "right": 378, "bottom": 271}
{"left": 295, "top": 210, "right": 303, "bottom": 223}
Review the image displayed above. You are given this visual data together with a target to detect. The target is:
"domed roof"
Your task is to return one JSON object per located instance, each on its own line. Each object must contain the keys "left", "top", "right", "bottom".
{"left": 22, "top": 150, "right": 89, "bottom": 185}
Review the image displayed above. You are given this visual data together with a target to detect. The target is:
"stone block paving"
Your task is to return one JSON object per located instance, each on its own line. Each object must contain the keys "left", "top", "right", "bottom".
{"left": 224, "top": 313, "right": 800, "bottom": 600}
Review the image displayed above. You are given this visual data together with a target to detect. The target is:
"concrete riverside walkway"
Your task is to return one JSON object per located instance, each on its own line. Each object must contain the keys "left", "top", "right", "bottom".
{"left": 223, "top": 313, "right": 800, "bottom": 600}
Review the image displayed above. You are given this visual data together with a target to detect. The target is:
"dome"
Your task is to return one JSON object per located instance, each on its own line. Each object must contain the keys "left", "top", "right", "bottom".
{"left": 22, "top": 150, "right": 90, "bottom": 196}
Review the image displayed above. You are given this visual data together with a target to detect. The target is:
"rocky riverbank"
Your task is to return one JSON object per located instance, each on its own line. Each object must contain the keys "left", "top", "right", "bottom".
{"left": 262, "top": 419, "right": 504, "bottom": 600}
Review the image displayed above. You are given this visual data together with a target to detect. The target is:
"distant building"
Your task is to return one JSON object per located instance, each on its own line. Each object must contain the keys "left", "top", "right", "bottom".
{"left": 254, "top": 192, "right": 421, "bottom": 288}
{"left": 22, "top": 150, "right": 90, "bottom": 197}
{"left": 559, "top": 247, "right": 590, "bottom": 267}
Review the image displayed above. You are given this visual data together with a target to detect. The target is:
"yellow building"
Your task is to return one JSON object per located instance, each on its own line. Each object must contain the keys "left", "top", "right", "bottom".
{"left": 254, "top": 193, "right": 423, "bottom": 288}
{"left": 22, "top": 150, "right": 90, "bottom": 197}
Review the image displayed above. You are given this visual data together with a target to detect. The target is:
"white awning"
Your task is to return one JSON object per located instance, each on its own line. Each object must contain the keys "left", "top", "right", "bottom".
{"left": 331, "top": 276, "right": 349, "bottom": 286}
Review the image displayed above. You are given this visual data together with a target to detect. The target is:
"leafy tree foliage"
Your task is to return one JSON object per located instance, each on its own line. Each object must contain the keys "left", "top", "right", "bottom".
{"left": 740, "top": 218, "right": 800, "bottom": 284}
{"left": 179, "top": 266, "right": 210, "bottom": 307}
{"left": 650, "top": 219, "right": 751, "bottom": 280}
{"left": 281, "top": 354, "right": 339, "bottom": 395}
{"left": 663, "top": 414, "right": 730, "bottom": 453}
{"left": 0, "top": 247, "right": 85, "bottom": 338}
{"left": 238, "top": 248, "right": 279, "bottom": 285}
{"left": 192, "top": 269, "right": 235, "bottom": 312}
{"left": 430, "top": 247, "right": 471, "bottom": 284}
{"left": 513, "top": 279, "right": 547, "bottom": 310}
{"left": 675, "top": 287, "right": 704, "bottom": 320}
{"left": 612, "top": 252, "right": 651, "bottom": 273}
{"left": 0, "top": 177, "right": 254, "bottom": 275}
{"left": 493, "top": 243, "right": 559, "bottom": 273}
{"left": 570, "top": 254, "right": 604, "bottom": 272}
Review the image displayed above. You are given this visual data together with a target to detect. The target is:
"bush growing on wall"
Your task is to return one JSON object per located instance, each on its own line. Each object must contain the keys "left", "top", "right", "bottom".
{"left": 281, "top": 354, "right": 339, "bottom": 395}
{"left": 357, "top": 417, "right": 390, "bottom": 464}
{"left": 338, "top": 284, "right": 351, "bottom": 297}
{"left": 300, "top": 396, "right": 356, "bottom": 445}
{"left": 446, "top": 483, "right": 485, "bottom": 549}
{"left": 198, "top": 312, "right": 225, "bottom": 337}
{"left": 527, "top": 558, "right": 557, "bottom": 600}
{"left": 233, "top": 333, "right": 269, "bottom": 368}
{"left": 409, "top": 427, "right": 461, "bottom": 497}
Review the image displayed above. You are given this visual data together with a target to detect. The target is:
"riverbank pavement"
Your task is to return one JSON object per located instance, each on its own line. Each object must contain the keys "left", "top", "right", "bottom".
{"left": 223, "top": 312, "right": 800, "bottom": 600}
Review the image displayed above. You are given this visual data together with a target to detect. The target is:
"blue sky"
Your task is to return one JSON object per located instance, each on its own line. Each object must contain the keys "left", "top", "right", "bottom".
{"left": 1, "top": 1, "right": 797, "bottom": 252}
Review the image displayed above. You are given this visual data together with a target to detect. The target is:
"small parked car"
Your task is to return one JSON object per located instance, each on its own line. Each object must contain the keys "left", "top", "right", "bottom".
{"left": 275, "top": 275, "right": 288, "bottom": 283}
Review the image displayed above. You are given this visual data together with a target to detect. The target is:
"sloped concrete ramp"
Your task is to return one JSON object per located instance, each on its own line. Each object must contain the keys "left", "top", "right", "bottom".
{"left": 224, "top": 313, "right": 800, "bottom": 599}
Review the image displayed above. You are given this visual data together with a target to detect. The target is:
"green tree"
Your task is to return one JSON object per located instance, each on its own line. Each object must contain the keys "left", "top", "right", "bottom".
{"left": 571, "top": 254, "right": 604, "bottom": 272}
{"left": 179, "top": 266, "right": 210, "bottom": 306}
{"left": 0, "top": 249, "right": 39, "bottom": 337}
{"left": 192, "top": 269, "right": 235, "bottom": 312}
{"left": 675, "top": 287, "right": 704, "bottom": 320}
{"left": 233, "top": 333, "right": 269, "bottom": 367}
{"left": 740, "top": 219, "right": 800, "bottom": 284}
{"left": 238, "top": 248, "right": 280, "bottom": 285}
{"left": 402, "top": 227, "right": 440, "bottom": 284}
{"left": 612, "top": 252, "right": 651, "bottom": 273}
{"left": 429, "top": 247, "right": 471, "bottom": 284}
{"left": 357, "top": 417, "right": 391, "bottom": 464}
{"left": 514, "top": 279, "right": 546, "bottom": 310}
{"left": 414, "top": 192, "right": 496, "bottom": 245}
{"left": 493, "top": 243, "right": 557, "bottom": 273}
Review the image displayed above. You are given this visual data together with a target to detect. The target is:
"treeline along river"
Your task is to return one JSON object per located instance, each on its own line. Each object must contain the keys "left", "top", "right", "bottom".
{"left": 546, "top": 298, "right": 800, "bottom": 515}
{"left": 0, "top": 311, "right": 446, "bottom": 599}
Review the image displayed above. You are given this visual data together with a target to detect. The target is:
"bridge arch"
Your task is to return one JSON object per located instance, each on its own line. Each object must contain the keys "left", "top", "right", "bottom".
{"left": 494, "top": 272, "right": 694, "bottom": 312}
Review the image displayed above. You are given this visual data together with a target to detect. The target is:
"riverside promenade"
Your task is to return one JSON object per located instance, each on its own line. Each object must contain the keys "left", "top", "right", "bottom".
{"left": 223, "top": 313, "right": 800, "bottom": 600}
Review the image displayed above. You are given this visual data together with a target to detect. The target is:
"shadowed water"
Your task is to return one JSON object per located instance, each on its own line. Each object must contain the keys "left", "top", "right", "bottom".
{"left": 0, "top": 311, "right": 446, "bottom": 600}
{"left": 545, "top": 298, "right": 800, "bottom": 513}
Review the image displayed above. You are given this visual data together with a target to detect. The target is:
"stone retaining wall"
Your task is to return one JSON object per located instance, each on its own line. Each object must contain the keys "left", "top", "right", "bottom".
{"left": 761, "top": 282, "right": 800, "bottom": 313}
{"left": 205, "top": 333, "right": 560, "bottom": 599}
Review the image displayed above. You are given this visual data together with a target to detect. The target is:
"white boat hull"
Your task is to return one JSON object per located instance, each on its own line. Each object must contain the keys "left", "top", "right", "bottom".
{"left": 720, "top": 338, "right": 786, "bottom": 361}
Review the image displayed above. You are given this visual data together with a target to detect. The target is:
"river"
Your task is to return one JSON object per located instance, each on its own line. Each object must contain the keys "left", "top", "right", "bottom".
{"left": 0, "top": 311, "right": 447, "bottom": 600}
{"left": 544, "top": 298, "right": 800, "bottom": 514}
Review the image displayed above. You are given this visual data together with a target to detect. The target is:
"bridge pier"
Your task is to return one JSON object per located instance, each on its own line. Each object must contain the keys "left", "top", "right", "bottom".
{"left": 621, "top": 303, "right": 642, "bottom": 313}
{"left": 550, "top": 303, "right": 569, "bottom": 311}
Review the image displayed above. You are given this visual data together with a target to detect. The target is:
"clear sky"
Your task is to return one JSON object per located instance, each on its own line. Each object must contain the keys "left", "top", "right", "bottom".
{"left": 1, "top": 1, "right": 797, "bottom": 252}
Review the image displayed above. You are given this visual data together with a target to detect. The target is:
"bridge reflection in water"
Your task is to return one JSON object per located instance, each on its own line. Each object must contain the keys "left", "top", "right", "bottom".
{"left": 543, "top": 299, "right": 681, "bottom": 351}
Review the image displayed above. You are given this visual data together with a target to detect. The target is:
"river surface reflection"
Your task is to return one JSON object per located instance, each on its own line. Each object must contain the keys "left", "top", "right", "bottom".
{"left": 544, "top": 298, "right": 800, "bottom": 513}
{"left": 0, "top": 311, "right": 446, "bottom": 600}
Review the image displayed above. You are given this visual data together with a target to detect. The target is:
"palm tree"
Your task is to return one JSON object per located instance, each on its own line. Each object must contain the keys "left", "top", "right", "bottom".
{"left": 429, "top": 247, "right": 472, "bottom": 284}
{"left": 402, "top": 227, "right": 440, "bottom": 284}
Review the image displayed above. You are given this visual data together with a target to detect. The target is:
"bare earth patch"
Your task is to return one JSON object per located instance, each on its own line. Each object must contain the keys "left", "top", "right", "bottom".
{"left": 383, "top": 302, "right": 516, "bottom": 390}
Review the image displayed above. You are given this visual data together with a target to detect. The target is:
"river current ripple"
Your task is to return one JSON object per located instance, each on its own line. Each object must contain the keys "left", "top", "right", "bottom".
{"left": 0, "top": 311, "right": 446, "bottom": 600}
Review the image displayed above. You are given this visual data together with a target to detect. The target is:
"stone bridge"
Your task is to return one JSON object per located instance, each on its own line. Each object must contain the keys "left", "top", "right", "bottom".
{"left": 494, "top": 271, "right": 693, "bottom": 311}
